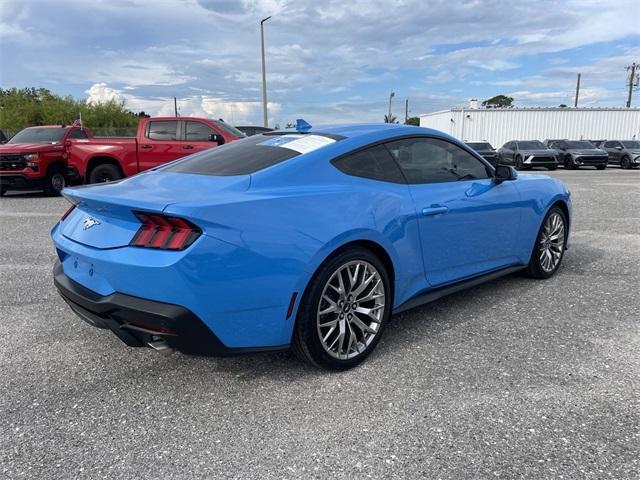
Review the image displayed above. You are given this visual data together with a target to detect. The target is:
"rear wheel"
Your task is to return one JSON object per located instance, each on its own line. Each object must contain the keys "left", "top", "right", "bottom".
{"left": 44, "top": 166, "right": 66, "bottom": 196}
{"left": 524, "top": 206, "right": 567, "bottom": 279}
{"left": 547, "top": 164, "right": 557, "bottom": 171}
{"left": 596, "top": 164, "right": 606, "bottom": 170}
{"left": 292, "top": 247, "right": 391, "bottom": 370}
{"left": 0, "top": 188, "right": 6, "bottom": 197}
{"left": 89, "top": 163, "right": 123, "bottom": 184}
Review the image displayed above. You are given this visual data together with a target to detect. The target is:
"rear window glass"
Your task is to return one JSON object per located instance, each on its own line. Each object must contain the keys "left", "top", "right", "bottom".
{"left": 163, "top": 133, "right": 339, "bottom": 176}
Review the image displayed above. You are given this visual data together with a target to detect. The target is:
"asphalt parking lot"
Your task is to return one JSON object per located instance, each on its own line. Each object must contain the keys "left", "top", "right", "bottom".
{"left": 1, "top": 168, "right": 639, "bottom": 479}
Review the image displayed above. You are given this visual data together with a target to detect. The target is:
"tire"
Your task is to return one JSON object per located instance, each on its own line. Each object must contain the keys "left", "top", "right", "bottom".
{"left": 621, "top": 156, "right": 631, "bottom": 169}
{"left": 565, "top": 155, "right": 578, "bottom": 169}
{"left": 515, "top": 156, "right": 524, "bottom": 170}
{"left": 44, "top": 166, "right": 66, "bottom": 196}
{"left": 0, "top": 188, "right": 6, "bottom": 197}
{"left": 547, "top": 164, "right": 557, "bottom": 171}
{"left": 595, "top": 164, "right": 606, "bottom": 170}
{"left": 88, "top": 163, "right": 123, "bottom": 184}
{"left": 524, "top": 206, "right": 567, "bottom": 279}
{"left": 291, "top": 247, "right": 392, "bottom": 370}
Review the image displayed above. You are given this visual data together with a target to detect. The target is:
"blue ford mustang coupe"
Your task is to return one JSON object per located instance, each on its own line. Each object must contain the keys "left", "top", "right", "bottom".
{"left": 51, "top": 122, "right": 571, "bottom": 370}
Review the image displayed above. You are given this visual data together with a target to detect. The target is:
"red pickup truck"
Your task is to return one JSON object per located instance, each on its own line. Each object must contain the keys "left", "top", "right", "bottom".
{"left": 67, "top": 117, "right": 244, "bottom": 184}
{"left": 0, "top": 125, "right": 93, "bottom": 196}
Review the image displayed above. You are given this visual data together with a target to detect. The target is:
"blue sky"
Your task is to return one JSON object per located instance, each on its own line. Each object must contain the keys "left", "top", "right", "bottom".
{"left": 1, "top": 0, "right": 638, "bottom": 127}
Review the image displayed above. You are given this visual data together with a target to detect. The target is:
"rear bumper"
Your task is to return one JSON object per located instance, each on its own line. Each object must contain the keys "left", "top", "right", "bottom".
{"left": 53, "top": 261, "right": 288, "bottom": 356}
{"left": 0, "top": 174, "right": 44, "bottom": 191}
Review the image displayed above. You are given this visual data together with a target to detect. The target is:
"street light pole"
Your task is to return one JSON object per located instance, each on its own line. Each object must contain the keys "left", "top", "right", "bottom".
{"left": 260, "top": 16, "right": 272, "bottom": 128}
{"left": 388, "top": 91, "right": 395, "bottom": 119}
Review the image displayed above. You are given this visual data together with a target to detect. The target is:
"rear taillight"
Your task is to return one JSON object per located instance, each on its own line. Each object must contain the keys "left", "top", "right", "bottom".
{"left": 61, "top": 204, "right": 76, "bottom": 221}
{"left": 130, "top": 212, "right": 201, "bottom": 250}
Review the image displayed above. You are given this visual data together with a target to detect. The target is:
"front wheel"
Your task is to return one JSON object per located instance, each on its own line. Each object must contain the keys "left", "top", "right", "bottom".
{"left": 88, "top": 164, "right": 123, "bottom": 184}
{"left": 524, "top": 206, "right": 567, "bottom": 279}
{"left": 515, "top": 156, "right": 524, "bottom": 170}
{"left": 292, "top": 248, "right": 391, "bottom": 370}
{"left": 547, "top": 164, "right": 558, "bottom": 171}
{"left": 564, "top": 155, "right": 578, "bottom": 169}
{"left": 596, "top": 164, "right": 607, "bottom": 170}
{"left": 621, "top": 156, "right": 631, "bottom": 169}
{"left": 44, "top": 167, "right": 66, "bottom": 196}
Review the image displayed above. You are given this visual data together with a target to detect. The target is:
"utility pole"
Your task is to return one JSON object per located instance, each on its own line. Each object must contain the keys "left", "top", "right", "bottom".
{"left": 260, "top": 16, "right": 272, "bottom": 128}
{"left": 174, "top": 97, "right": 178, "bottom": 116}
{"left": 574, "top": 73, "right": 581, "bottom": 108}
{"left": 405, "top": 98, "right": 409, "bottom": 123}
{"left": 626, "top": 62, "right": 639, "bottom": 108}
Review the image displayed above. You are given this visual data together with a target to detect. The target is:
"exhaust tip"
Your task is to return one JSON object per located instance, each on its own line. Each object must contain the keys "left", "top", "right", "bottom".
{"left": 147, "top": 339, "right": 173, "bottom": 353}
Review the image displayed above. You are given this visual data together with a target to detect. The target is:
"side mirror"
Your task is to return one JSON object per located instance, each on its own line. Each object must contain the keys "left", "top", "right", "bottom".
{"left": 209, "top": 133, "right": 225, "bottom": 145}
{"left": 493, "top": 165, "right": 517, "bottom": 184}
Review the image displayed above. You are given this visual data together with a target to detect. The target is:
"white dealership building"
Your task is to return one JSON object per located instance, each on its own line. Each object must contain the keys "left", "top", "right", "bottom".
{"left": 419, "top": 104, "right": 640, "bottom": 147}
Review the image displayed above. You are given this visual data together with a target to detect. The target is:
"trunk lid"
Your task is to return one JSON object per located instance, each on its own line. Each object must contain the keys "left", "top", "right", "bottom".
{"left": 59, "top": 171, "right": 250, "bottom": 249}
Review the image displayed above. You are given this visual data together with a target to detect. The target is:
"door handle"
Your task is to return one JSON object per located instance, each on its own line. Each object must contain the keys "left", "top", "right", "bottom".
{"left": 422, "top": 205, "right": 449, "bottom": 216}
{"left": 183, "top": 145, "right": 194, "bottom": 150}
{"left": 140, "top": 144, "right": 152, "bottom": 149}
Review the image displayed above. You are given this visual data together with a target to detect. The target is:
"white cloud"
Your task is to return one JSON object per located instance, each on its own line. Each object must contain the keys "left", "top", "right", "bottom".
{"left": 84, "top": 83, "right": 281, "bottom": 125}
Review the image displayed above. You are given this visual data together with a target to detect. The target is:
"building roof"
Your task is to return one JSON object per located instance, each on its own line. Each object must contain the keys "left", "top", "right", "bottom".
{"left": 421, "top": 107, "right": 640, "bottom": 117}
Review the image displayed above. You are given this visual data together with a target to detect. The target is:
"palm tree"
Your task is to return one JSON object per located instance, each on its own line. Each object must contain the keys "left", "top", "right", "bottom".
{"left": 384, "top": 114, "right": 398, "bottom": 124}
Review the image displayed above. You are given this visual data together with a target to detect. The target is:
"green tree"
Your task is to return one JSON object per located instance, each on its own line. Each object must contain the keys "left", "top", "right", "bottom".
{"left": 481, "top": 95, "right": 514, "bottom": 108}
{"left": 404, "top": 116, "right": 420, "bottom": 126}
{"left": 0, "top": 87, "right": 139, "bottom": 136}
{"left": 384, "top": 113, "right": 398, "bottom": 123}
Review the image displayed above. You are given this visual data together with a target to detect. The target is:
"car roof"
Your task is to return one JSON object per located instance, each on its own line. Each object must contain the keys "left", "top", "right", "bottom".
{"left": 271, "top": 123, "right": 445, "bottom": 141}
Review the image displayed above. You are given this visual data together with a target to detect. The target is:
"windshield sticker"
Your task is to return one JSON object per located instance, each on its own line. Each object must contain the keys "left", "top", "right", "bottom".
{"left": 259, "top": 135, "right": 336, "bottom": 154}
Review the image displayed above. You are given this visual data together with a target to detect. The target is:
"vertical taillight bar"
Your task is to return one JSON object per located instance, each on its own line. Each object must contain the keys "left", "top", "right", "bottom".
{"left": 130, "top": 212, "right": 201, "bottom": 250}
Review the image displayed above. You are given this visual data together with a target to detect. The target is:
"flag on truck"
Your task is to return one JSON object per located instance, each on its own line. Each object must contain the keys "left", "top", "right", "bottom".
{"left": 72, "top": 113, "right": 83, "bottom": 129}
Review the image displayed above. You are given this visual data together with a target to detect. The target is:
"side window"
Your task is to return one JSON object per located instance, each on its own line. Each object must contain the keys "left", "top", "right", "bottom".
{"left": 185, "top": 121, "right": 216, "bottom": 142}
{"left": 147, "top": 121, "right": 178, "bottom": 141}
{"left": 386, "top": 137, "right": 489, "bottom": 184}
{"left": 332, "top": 144, "right": 405, "bottom": 183}
{"left": 603, "top": 141, "right": 613, "bottom": 148}
{"left": 505, "top": 142, "right": 514, "bottom": 150}
{"left": 68, "top": 129, "right": 88, "bottom": 139}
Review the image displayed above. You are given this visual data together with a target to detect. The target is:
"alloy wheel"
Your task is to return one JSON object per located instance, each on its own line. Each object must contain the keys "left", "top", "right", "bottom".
{"left": 316, "top": 260, "right": 385, "bottom": 360}
{"left": 538, "top": 212, "right": 565, "bottom": 273}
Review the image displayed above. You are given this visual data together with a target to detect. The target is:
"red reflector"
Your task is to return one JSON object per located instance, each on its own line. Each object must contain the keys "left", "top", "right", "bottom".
{"left": 61, "top": 204, "right": 76, "bottom": 221}
{"left": 130, "top": 212, "right": 201, "bottom": 250}
{"left": 286, "top": 292, "right": 298, "bottom": 319}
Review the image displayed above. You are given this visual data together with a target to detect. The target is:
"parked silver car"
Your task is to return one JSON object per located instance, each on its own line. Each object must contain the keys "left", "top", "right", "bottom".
{"left": 602, "top": 140, "right": 640, "bottom": 169}
{"left": 544, "top": 140, "right": 608, "bottom": 170}
{"left": 497, "top": 140, "right": 558, "bottom": 170}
